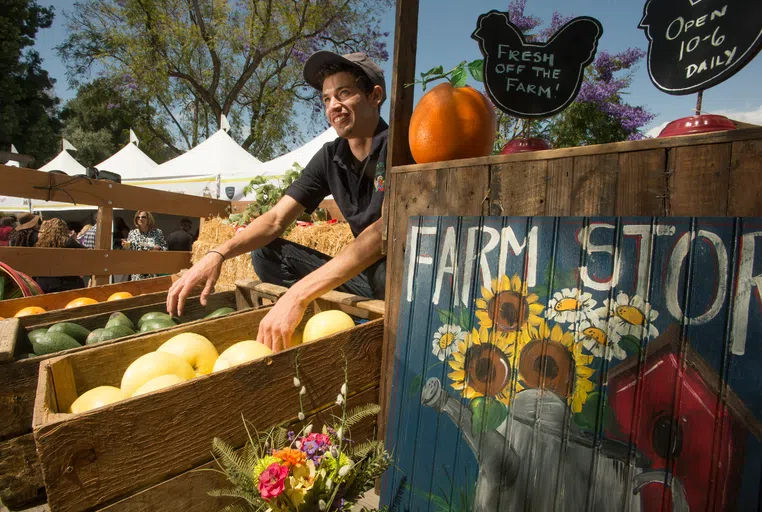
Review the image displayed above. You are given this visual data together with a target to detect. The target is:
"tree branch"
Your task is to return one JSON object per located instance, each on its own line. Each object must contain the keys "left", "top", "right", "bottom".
{"left": 188, "top": 0, "right": 221, "bottom": 98}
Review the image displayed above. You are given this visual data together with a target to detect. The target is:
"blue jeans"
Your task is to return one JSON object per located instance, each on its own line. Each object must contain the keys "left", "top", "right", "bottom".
{"left": 251, "top": 238, "right": 386, "bottom": 299}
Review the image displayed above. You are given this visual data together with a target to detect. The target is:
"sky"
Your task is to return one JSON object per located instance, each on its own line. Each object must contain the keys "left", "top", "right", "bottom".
{"left": 33, "top": 0, "right": 762, "bottom": 145}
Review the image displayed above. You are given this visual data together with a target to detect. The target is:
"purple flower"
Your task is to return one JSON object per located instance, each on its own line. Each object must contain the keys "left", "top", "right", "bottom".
{"left": 506, "top": 0, "right": 542, "bottom": 33}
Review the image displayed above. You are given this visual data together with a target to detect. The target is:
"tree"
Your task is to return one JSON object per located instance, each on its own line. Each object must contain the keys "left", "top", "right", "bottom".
{"left": 58, "top": 0, "right": 392, "bottom": 160}
{"left": 59, "top": 78, "right": 176, "bottom": 166}
{"left": 0, "top": 0, "right": 62, "bottom": 165}
{"left": 493, "top": 0, "right": 654, "bottom": 150}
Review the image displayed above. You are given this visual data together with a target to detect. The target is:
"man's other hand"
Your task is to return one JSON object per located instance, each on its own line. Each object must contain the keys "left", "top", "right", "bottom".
{"left": 167, "top": 252, "right": 224, "bottom": 316}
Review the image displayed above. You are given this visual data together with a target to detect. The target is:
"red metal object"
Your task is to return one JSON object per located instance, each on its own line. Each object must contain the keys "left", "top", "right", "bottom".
{"left": 607, "top": 329, "right": 746, "bottom": 511}
{"left": 657, "top": 115, "right": 737, "bottom": 138}
{"left": 500, "top": 137, "right": 552, "bottom": 154}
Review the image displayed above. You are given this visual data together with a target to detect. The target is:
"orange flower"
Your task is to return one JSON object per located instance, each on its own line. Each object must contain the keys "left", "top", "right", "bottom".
{"left": 272, "top": 448, "right": 306, "bottom": 468}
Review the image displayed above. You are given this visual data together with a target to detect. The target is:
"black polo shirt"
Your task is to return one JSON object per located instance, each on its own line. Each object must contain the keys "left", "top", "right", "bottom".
{"left": 286, "top": 119, "right": 387, "bottom": 238}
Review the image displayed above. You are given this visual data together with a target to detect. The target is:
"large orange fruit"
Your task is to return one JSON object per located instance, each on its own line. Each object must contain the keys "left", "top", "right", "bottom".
{"left": 409, "top": 83, "right": 496, "bottom": 164}
{"left": 14, "top": 306, "right": 47, "bottom": 317}
{"left": 107, "top": 292, "right": 133, "bottom": 301}
{"left": 65, "top": 297, "right": 98, "bottom": 309}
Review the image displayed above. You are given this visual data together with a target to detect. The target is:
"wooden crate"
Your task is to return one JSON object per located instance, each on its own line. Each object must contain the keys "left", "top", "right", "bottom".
{"left": 32, "top": 292, "right": 384, "bottom": 511}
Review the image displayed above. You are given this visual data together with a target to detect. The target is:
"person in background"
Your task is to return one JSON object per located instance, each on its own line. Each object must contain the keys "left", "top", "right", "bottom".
{"left": 77, "top": 224, "right": 94, "bottom": 246}
{"left": 167, "top": 218, "right": 195, "bottom": 252}
{"left": 122, "top": 211, "right": 168, "bottom": 280}
{"left": 9, "top": 213, "right": 41, "bottom": 247}
{"left": 0, "top": 216, "right": 14, "bottom": 246}
{"left": 34, "top": 218, "right": 85, "bottom": 293}
{"left": 113, "top": 217, "right": 130, "bottom": 249}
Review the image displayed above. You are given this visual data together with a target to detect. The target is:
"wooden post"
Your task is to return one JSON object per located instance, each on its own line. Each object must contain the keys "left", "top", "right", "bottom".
{"left": 92, "top": 206, "right": 113, "bottom": 286}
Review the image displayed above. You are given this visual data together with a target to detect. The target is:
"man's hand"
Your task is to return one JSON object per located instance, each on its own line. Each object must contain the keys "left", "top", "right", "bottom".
{"left": 167, "top": 252, "right": 223, "bottom": 316}
{"left": 256, "top": 290, "right": 308, "bottom": 353}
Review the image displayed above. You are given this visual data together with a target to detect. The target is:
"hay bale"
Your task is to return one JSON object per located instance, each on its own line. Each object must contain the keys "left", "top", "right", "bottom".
{"left": 192, "top": 217, "right": 354, "bottom": 290}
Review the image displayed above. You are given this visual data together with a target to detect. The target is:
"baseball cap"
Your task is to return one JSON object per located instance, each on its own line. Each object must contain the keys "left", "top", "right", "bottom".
{"left": 303, "top": 51, "right": 386, "bottom": 105}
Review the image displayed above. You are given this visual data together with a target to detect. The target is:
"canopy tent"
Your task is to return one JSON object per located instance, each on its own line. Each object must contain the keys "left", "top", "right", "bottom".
{"left": 157, "top": 128, "right": 263, "bottom": 179}
{"left": 38, "top": 149, "right": 86, "bottom": 175}
{"left": 124, "top": 174, "right": 218, "bottom": 198}
{"left": 6, "top": 144, "right": 20, "bottom": 167}
{"left": 221, "top": 127, "right": 338, "bottom": 200}
{"left": 96, "top": 141, "right": 158, "bottom": 180}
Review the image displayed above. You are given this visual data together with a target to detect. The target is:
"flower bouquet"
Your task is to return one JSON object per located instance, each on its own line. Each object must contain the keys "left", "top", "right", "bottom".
{"left": 209, "top": 360, "right": 392, "bottom": 511}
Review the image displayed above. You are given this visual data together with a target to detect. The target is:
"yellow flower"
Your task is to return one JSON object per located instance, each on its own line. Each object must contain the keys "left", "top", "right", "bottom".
{"left": 515, "top": 321, "right": 595, "bottom": 414}
{"left": 475, "top": 274, "right": 544, "bottom": 333}
{"left": 284, "top": 460, "right": 316, "bottom": 508}
{"left": 448, "top": 326, "right": 523, "bottom": 405}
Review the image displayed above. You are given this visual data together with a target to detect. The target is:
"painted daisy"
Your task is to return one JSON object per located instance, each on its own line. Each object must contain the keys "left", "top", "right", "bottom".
{"left": 515, "top": 321, "right": 596, "bottom": 414}
{"left": 432, "top": 323, "right": 465, "bottom": 361}
{"left": 577, "top": 318, "right": 626, "bottom": 361}
{"left": 594, "top": 292, "right": 659, "bottom": 342}
{"left": 475, "top": 274, "right": 544, "bottom": 333}
{"left": 448, "top": 326, "right": 523, "bottom": 405}
{"left": 545, "top": 288, "right": 598, "bottom": 327}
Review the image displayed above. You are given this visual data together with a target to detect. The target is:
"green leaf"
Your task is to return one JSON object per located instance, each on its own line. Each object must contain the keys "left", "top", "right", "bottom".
{"left": 470, "top": 397, "right": 507, "bottom": 434}
{"left": 423, "top": 66, "right": 444, "bottom": 76}
{"left": 619, "top": 335, "right": 641, "bottom": 356}
{"left": 408, "top": 374, "right": 423, "bottom": 397}
{"left": 450, "top": 66, "right": 467, "bottom": 88}
{"left": 468, "top": 60, "right": 484, "bottom": 82}
{"left": 459, "top": 308, "right": 472, "bottom": 331}
{"left": 437, "top": 308, "right": 458, "bottom": 325}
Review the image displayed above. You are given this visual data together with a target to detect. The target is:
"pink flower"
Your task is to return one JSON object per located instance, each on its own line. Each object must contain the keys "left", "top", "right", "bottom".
{"left": 257, "top": 462, "right": 289, "bottom": 501}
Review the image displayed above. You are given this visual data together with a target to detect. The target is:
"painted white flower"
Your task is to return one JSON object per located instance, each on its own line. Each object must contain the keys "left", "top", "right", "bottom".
{"left": 545, "top": 288, "right": 598, "bottom": 327}
{"left": 594, "top": 292, "right": 659, "bottom": 341}
{"left": 432, "top": 323, "right": 465, "bottom": 361}
{"left": 577, "top": 318, "right": 626, "bottom": 361}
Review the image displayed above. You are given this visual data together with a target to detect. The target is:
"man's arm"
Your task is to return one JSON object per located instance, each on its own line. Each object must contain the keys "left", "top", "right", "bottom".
{"left": 166, "top": 196, "right": 305, "bottom": 315}
{"left": 256, "top": 217, "right": 384, "bottom": 352}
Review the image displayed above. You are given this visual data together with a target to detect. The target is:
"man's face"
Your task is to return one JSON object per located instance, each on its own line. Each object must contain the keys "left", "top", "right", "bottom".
{"left": 181, "top": 222, "right": 192, "bottom": 232}
{"left": 321, "top": 71, "right": 381, "bottom": 139}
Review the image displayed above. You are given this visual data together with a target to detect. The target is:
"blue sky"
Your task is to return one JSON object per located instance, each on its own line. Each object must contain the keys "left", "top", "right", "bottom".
{"left": 34, "top": 0, "right": 762, "bottom": 142}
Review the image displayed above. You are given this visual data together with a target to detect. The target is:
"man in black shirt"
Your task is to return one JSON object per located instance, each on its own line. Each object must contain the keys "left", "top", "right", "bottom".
{"left": 167, "top": 218, "right": 195, "bottom": 251}
{"left": 167, "top": 51, "right": 387, "bottom": 352}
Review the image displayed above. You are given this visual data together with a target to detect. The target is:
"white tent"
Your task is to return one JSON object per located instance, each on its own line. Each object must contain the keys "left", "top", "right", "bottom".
{"left": 221, "top": 127, "right": 338, "bottom": 200}
{"left": 39, "top": 149, "right": 86, "bottom": 175}
{"left": 96, "top": 142, "right": 158, "bottom": 180}
{"left": 6, "top": 144, "right": 20, "bottom": 167}
{"left": 157, "top": 128, "right": 263, "bottom": 179}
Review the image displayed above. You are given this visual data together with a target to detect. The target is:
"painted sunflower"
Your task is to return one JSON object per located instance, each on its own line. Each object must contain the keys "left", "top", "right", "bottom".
{"left": 475, "top": 274, "right": 544, "bottom": 333}
{"left": 515, "top": 321, "right": 596, "bottom": 414}
{"left": 448, "top": 326, "right": 523, "bottom": 406}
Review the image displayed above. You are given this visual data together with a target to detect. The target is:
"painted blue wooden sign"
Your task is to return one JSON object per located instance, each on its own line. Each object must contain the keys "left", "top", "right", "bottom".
{"left": 380, "top": 216, "right": 762, "bottom": 512}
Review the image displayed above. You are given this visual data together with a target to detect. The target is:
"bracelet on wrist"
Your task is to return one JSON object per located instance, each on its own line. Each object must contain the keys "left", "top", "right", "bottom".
{"left": 208, "top": 249, "right": 226, "bottom": 261}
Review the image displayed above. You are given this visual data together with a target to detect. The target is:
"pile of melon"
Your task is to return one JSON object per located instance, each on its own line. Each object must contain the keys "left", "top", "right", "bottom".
{"left": 69, "top": 310, "right": 356, "bottom": 413}
{"left": 11, "top": 292, "right": 134, "bottom": 319}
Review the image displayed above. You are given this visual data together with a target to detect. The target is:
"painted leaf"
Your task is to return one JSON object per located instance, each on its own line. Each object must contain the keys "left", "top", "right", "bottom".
{"left": 619, "top": 335, "right": 641, "bottom": 356}
{"left": 437, "top": 308, "right": 458, "bottom": 325}
{"left": 408, "top": 374, "right": 423, "bottom": 397}
{"left": 470, "top": 397, "right": 507, "bottom": 434}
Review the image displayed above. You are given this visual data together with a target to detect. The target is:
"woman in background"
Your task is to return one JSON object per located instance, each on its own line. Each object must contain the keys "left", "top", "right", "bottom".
{"left": 122, "top": 211, "right": 167, "bottom": 280}
{"left": 34, "top": 218, "right": 85, "bottom": 293}
{"left": 0, "top": 216, "right": 14, "bottom": 246}
{"left": 9, "top": 213, "right": 41, "bottom": 247}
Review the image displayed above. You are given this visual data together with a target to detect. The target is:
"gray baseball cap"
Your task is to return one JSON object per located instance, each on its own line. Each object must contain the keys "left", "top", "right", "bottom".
{"left": 303, "top": 51, "right": 386, "bottom": 105}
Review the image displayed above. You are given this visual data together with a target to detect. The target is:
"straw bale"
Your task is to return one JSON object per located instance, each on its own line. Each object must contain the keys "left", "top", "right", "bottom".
{"left": 192, "top": 217, "right": 354, "bottom": 290}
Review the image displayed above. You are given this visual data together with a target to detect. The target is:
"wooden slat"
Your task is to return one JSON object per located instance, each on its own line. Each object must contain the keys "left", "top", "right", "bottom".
{"left": 0, "top": 432, "right": 45, "bottom": 509}
{"left": 100, "top": 386, "right": 380, "bottom": 512}
{"left": 0, "top": 247, "right": 191, "bottom": 277}
{"left": 0, "top": 166, "right": 229, "bottom": 217}
{"left": 615, "top": 149, "right": 667, "bottom": 216}
{"left": 544, "top": 157, "right": 574, "bottom": 215}
{"left": 0, "top": 275, "right": 175, "bottom": 319}
{"left": 33, "top": 314, "right": 384, "bottom": 512}
{"left": 92, "top": 206, "right": 115, "bottom": 286}
{"left": 570, "top": 153, "right": 620, "bottom": 216}
{"left": 668, "top": 143, "right": 732, "bottom": 216}
{"left": 0, "top": 318, "right": 19, "bottom": 362}
{"left": 390, "top": 126, "right": 762, "bottom": 172}
{"left": 490, "top": 160, "right": 548, "bottom": 216}
{"left": 727, "top": 139, "right": 762, "bottom": 216}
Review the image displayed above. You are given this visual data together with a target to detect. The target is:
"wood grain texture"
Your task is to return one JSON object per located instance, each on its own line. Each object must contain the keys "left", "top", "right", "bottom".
{"left": 33, "top": 314, "right": 383, "bottom": 512}
{"left": 615, "top": 149, "right": 668, "bottom": 216}
{"left": 569, "top": 153, "right": 620, "bottom": 216}
{"left": 99, "top": 387, "right": 380, "bottom": 512}
{"left": 0, "top": 432, "right": 45, "bottom": 509}
{"left": 0, "top": 275, "right": 175, "bottom": 319}
{"left": 544, "top": 157, "right": 574, "bottom": 215}
{"left": 0, "top": 319, "right": 19, "bottom": 363}
{"left": 92, "top": 206, "right": 114, "bottom": 286}
{"left": 727, "top": 139, "right": 762, "bottom": 216}
{"left": 668, "top": 143, "right": 732, "bottom": 216}
{"left": 0, "top": 165, "right": 229, "bottom": 217}
{"left": 490, "top": 160, "right": 548, "bottom": 216}
{"left": 390, "top": 126, "right": 762, "bottom": 172}
{"left": 0, "top": 247, "right": 190, "bottom": 278}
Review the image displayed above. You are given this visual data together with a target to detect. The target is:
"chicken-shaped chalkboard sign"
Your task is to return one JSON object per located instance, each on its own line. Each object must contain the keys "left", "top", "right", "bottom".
{"left": 472, "top": 10, "right": 603, "bottom": 119}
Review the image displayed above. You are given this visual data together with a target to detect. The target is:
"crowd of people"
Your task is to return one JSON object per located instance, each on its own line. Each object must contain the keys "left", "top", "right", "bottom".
{"left": 0, "top": 211, "right": 197, "bottom": 293}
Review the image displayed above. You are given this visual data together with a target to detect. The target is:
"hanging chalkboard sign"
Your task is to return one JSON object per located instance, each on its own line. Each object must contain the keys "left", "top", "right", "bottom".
{"left": 472, "top": 10, "right": 603, "bottom": 119}
{"left": 639, "top": 0, "right": 762, "bottom": 95}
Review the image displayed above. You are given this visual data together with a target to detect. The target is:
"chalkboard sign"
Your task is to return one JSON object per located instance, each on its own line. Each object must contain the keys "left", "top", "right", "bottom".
{"left": 472, "top": 11, "right": 603, "bottom": 119}
{"left": 639, "top": 0, "right": 762, "bottom": 95}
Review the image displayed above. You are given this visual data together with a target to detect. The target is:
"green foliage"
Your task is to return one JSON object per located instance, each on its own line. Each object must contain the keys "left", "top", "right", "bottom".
{"left": 0, "top": 0, "right": 61, "bottom": 165}
{"left": 469, "top": 397, "right": 508, "bottom": 434}
{"left": 408, "top": 60, "right": 483, "bottom": 91}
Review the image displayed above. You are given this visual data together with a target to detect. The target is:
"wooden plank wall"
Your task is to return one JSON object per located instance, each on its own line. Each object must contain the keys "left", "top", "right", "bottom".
{"left": 378, "top": 128, "right": 762, "bottom": 444}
